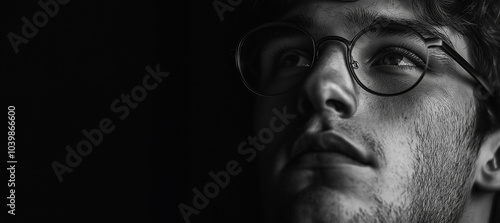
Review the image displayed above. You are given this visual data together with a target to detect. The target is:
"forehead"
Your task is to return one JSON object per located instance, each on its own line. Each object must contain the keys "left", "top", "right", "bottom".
{"left": 279, "top": 0, "right": 419, "bottom": 37}
{"left": 276, "top": 0, "right": 473, "bottom": 69}
{"left": 291, "top": 1, "right": 413, "bottom": 18}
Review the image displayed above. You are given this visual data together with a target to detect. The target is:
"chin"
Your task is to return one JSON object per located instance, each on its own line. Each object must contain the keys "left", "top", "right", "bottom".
{"left": 268, "top": 184, "right": 378, "bottom": 223}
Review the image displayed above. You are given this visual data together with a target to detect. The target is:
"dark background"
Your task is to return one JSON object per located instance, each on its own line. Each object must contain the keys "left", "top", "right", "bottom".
{"left": 3, "top": 0, "right": 265, "bottom": 222}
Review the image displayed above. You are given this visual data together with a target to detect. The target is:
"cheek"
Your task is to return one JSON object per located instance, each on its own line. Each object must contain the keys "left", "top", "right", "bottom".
{"left": 353, "top": 87, "right": 469, "bottom": 186}
{"left": 364, "top": 86, "right": 473, "bottom": 177}
{"left": 347, "top": 93, "right": 419, "bottom": 185}
{"left": 357, "top": 72, "right": 474, "bottom": 131}
{"left": 355, "top": 90, "right": 417, "bottom": 136}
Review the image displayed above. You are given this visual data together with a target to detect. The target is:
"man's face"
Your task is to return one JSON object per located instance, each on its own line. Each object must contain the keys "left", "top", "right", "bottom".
{"left": 252, "top": 0, "right": 482, "bottom": 222}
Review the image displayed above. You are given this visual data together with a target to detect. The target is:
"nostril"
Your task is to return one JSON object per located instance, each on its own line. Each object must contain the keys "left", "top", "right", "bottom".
{"left": 326, "top": 99, "right": 346, "bottom": 113}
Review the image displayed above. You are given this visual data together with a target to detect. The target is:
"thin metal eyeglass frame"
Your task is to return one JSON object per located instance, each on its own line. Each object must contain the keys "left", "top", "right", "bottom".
{"left": 236, "top": 22, "right": 494, "bottom": 97}
{"left": 425, "top": 38, "right": 494, "bottom": 95}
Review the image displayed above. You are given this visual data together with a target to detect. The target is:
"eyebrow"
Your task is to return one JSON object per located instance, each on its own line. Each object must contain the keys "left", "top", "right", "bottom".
{"left": 281, "top": 7, "right": 455, "bottom": 48}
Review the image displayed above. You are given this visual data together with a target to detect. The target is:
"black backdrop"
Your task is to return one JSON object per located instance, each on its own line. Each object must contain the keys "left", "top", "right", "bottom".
{"left": 3, "top": 0, "right": 264, "bottom": 222}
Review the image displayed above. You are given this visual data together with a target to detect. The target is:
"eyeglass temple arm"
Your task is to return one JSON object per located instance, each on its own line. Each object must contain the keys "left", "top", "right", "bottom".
{"left": 425, "top": 38, "right": 494, "bottom": 96}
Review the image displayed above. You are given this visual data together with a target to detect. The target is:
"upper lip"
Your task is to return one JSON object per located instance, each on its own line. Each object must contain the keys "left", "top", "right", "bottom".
{"left": 289, "top": 131, "right": 375, "bottom": 167}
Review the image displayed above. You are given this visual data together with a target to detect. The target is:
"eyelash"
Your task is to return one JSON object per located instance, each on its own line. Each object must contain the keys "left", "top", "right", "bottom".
{"left": 373, "top": 46, "right": 426, "bottom": 68}
{"left": 269, "top": 46, "right": 288, "bottom": 63}
{"left": 269, "top": 45, "right": 309, "bottom": 62}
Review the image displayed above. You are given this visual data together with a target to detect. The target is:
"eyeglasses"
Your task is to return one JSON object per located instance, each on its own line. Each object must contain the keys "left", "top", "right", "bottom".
{"left": 235, "top": 21, "right": 493, "bottom": 97}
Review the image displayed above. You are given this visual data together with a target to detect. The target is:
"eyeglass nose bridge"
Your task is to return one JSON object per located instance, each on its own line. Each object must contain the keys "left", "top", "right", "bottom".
{"left": 314, "top": 36, "right": 359, "bottom": 72}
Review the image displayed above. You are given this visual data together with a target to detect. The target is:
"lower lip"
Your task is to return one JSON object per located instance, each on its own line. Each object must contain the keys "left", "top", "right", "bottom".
{"left": 291, "top": 152, "right": 367, "bottom": 168}
{"left": 282, "top": 152, "right": 374, "bottom": 191}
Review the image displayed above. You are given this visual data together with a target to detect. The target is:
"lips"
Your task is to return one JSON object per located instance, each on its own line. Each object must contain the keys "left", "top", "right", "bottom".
{"left": 288, "top": 131, "right": 376, "bottom": 168}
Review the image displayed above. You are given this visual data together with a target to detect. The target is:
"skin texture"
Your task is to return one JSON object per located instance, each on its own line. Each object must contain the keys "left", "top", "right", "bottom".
{"left": 249, "top": 0, "right": 491, "bottom": 222}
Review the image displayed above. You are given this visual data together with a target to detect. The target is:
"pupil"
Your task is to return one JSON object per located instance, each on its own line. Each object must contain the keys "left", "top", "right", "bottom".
{"left": 283, "top": 54, "right": 299, "bottom": 66}
{"left": 383, "top": 53, "right": 403, "bottom": 65}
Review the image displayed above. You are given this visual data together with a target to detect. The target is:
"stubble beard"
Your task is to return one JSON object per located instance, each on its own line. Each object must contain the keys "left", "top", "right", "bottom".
{"left": 356, "top": 99, "right": 481, "bottom": 223}
{"left": 270, "top": 100, "right": 481, "bottom": 223}
{"left": 406, "top": 100, "right": 480, "bottom": 223}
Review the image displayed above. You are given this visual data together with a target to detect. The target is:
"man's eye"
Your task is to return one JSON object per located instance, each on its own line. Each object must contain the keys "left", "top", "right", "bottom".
{"left": 276, "top": 50, "right": 312, "bottom": 68}
{"left": 379, "top": 53, "right": 414, "bottom": 66}
{"left": 372, "top": 47, "right": 425, "bottom": 68}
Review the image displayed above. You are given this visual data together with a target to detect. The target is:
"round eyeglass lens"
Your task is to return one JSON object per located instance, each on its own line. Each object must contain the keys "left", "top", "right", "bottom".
{"left": 237, "top": 24, "right": 315, "bottom": 96}
{"left": 350, "top": 24, "right": 430, "bottom": 95}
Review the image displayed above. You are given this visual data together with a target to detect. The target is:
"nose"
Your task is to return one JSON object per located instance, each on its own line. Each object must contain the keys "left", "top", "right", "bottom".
{"left": 298, "top": 41, "right": 358, "bottom": 118}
